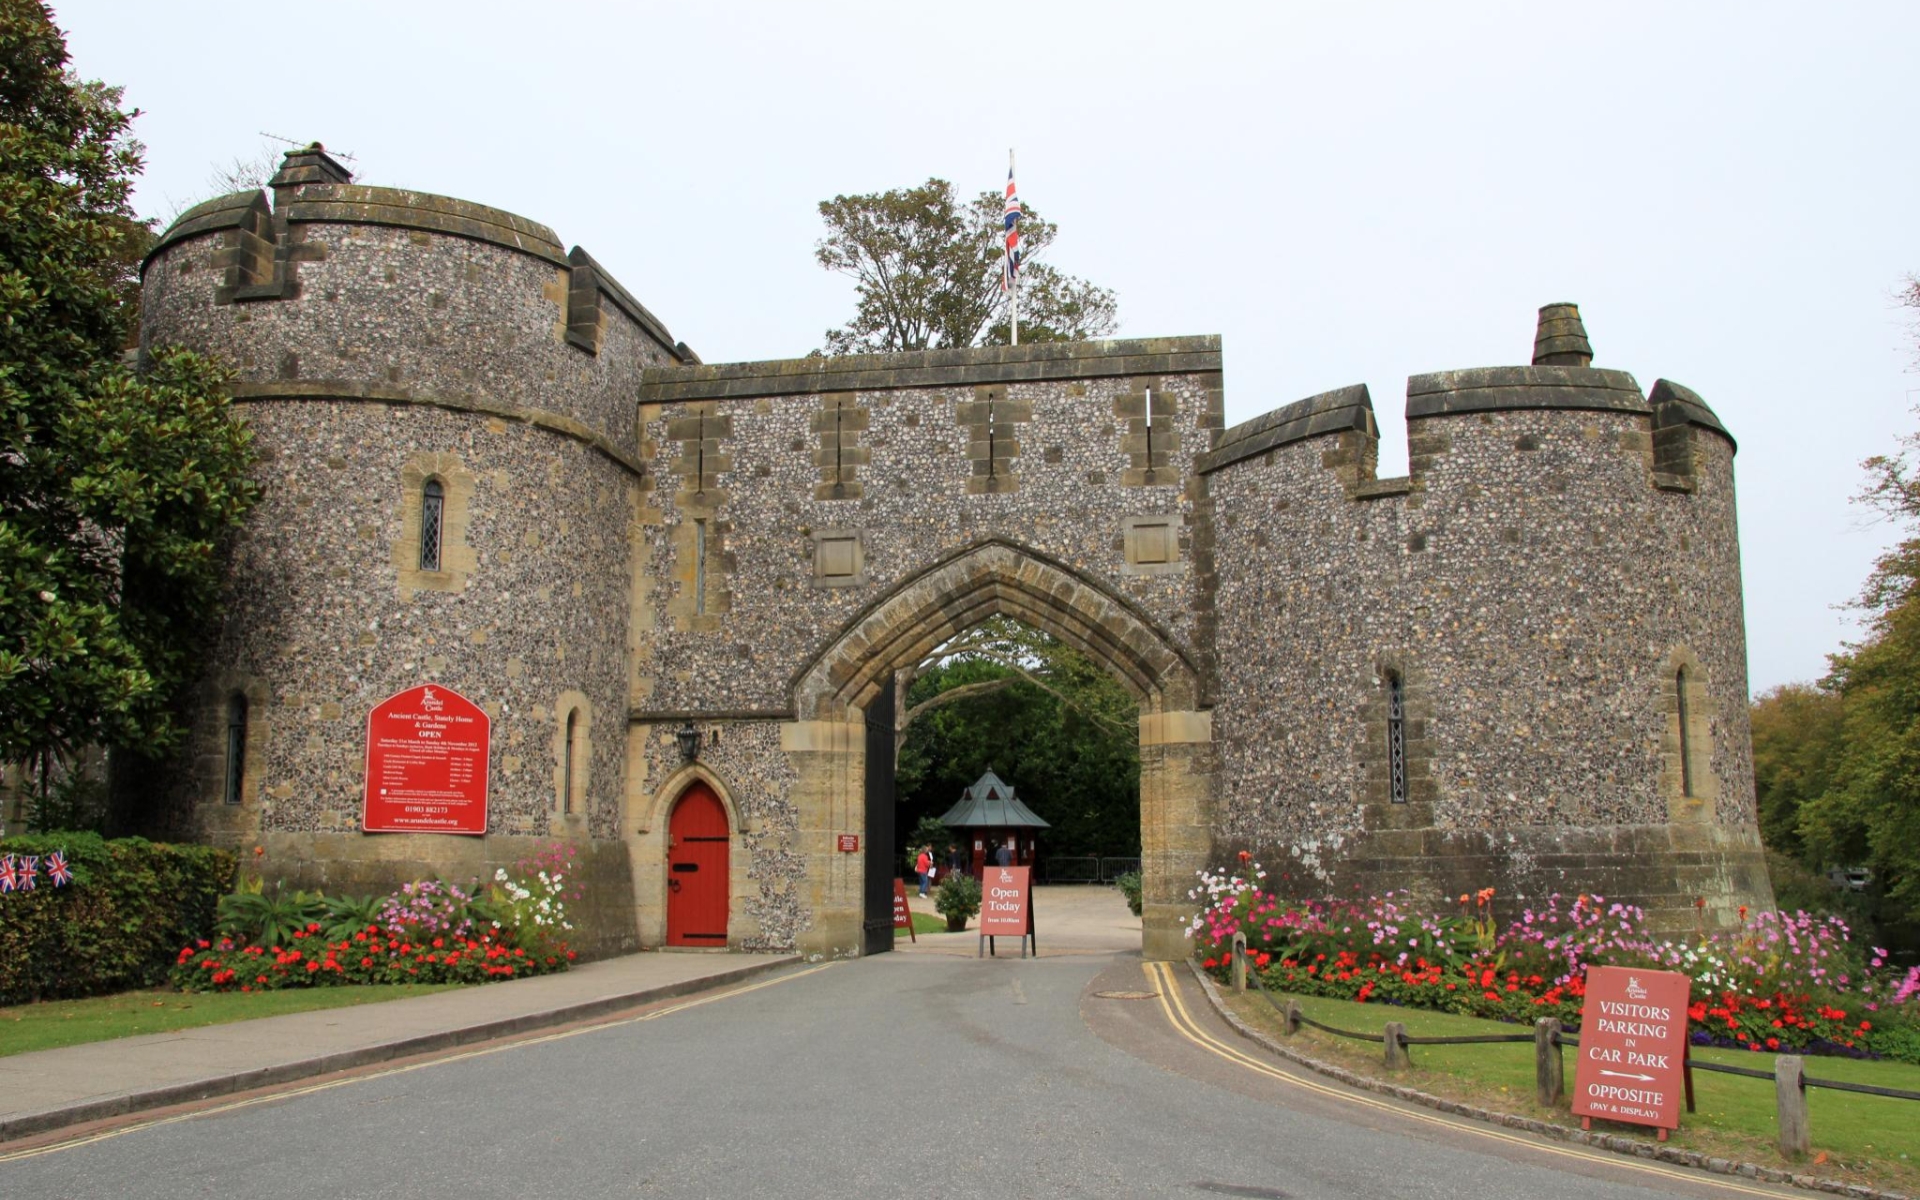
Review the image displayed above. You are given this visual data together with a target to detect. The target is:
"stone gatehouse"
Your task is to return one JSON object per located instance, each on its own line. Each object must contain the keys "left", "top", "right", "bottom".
{"left": 128, "top": 145, "right": 1773, "bottom": 959}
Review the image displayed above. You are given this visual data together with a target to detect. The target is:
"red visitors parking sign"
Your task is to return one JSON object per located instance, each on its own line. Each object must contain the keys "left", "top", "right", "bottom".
{"left": 1572, "top": 965, "right": 1692, "bottom": 1134}
{"left": 363, "top": 684, "right": 490, "bottom": 835}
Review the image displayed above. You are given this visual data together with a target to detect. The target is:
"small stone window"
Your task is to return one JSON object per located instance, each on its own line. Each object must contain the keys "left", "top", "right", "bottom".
{"left": 562, "top": 709, "right": 579, "bottom": 814}
{"left": 1675, "top": 667, "right": 1694, "bottom": 798}
{"left": 392, "top": 453, "right": 476, "bottom": 598}
{"left": 1385, "top": 671, "right": 1407, "bottom": 804}
{"left": 223, "top": 693, "right": 248, "bottom": 806}
{"left": 419, "top": 479, "right": 445, "bottom": 572}
{"left": 552, "top": 691, "right": 592, "bottom": 824}
{"left": 1660, "top": 649, "right": 1716, "bottom": 819}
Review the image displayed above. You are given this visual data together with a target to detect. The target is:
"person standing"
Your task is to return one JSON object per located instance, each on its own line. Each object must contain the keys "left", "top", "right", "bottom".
{"left": 915, "top": 846, "right": 932, "bottom": 897}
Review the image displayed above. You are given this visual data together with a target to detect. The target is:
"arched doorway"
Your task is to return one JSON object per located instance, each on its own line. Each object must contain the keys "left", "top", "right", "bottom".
{"left": 666, "top": 782, "right": 731, "bottom": 946}
{"left": 788, "top": 539, "right": 1213, "bottom": 960}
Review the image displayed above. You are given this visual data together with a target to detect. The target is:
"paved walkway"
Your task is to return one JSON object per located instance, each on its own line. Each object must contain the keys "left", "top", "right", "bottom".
{"left": 0, "top": 884, "right": 1141, "bottom": 1143}
{"left": 897, "top": 882, "right": 1142, "bottom": 956}
{"left": 0, "top": 950, "right": 795, "bottom": 1142}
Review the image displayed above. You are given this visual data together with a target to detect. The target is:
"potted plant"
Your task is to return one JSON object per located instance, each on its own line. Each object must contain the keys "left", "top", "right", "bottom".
{"left": 935, "top": 872, "right": 981, "bottom": 932}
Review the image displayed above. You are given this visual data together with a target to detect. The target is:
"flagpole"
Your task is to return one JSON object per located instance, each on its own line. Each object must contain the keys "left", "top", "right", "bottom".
{"left": 1009, "top": 148, "right": 1019, "bottom": 347}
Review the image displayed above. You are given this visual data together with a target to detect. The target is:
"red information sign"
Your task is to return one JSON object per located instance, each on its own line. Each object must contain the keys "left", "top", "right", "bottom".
{"left": 363, "top": 684, "right": 490, "bottom": 835}
{"left": 891, "top": 878, "right": 915, "bottom": 942}
{"left": 980, "top": 866, "right": 1031, "bottom": 936}
{"left": 837, "top": 833, "right": 860, "bottom": 853}
{"left": 1572, "top": 965, "right": 1692, "bottom": 1134}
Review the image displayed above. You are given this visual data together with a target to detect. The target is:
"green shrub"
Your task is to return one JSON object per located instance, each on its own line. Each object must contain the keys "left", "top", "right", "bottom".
{"left": 217, "top": 887, "right": 326, "bottom": 947}
{"left": 1114, "top": 870, "right": 1143, "bottom": 916}
{"left": 0, "top": 832, "right": 236, "bottom": 1004}
{"left": 935, "top": 872, "right": 981, "bottom": 924}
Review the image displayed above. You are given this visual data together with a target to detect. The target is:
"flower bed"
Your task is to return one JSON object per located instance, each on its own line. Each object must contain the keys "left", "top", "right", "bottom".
{"left": 1189, "top": 855, "right": 1920, "bottom": 1064}
{"left": 169, "top": 843, "right": 583, "bottom": 994}
{"left": 170, "top": 925, "right": 572, "bottom": 992}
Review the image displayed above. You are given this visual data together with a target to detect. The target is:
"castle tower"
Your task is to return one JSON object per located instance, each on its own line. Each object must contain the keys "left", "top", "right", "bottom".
{"left": 134, "top": 145, "right": 694, "bottom": 952}
{"left": 1201, "top": 306, "right": 1770, "bottom": 931}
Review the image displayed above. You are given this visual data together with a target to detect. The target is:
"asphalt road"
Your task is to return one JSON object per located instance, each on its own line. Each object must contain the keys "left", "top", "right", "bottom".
{"left": 0, "top": 952, "right": 1799, "bottom": 1200}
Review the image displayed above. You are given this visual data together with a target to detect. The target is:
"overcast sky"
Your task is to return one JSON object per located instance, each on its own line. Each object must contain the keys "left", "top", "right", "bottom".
{"left": 50, "top": 1, "right": 1920, "bottom": 694}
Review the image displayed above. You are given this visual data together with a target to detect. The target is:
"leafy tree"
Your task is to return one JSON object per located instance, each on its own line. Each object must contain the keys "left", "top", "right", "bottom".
{"left": 1749, "top": 682, "right": 1845, "bottom": 858}
{"left": 894, "top": 617, "right": 1139, "bottom": 862}
{"left": 1793, "top": 404, "right": 1920, "bottom": 933}
{"left": 815, "top": 178, "right": 1117, "bottom": 354}
{"left": 0, "top": 1, "right": 259, "bottom": 773}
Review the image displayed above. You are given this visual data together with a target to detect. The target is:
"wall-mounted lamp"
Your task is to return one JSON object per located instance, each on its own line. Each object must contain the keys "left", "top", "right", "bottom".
{"left": 675, "top": 720, "right": 701, "bottom": 762}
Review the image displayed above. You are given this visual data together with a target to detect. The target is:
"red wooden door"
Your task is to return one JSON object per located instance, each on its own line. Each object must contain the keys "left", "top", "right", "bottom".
{"left": 667, "top": 783, "right": 730, "bottom": 947}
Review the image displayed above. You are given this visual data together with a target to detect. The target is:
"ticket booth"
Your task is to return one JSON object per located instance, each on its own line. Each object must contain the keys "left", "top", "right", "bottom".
{"left": 939, "top": 769, "right": 1049, "bottom": 879}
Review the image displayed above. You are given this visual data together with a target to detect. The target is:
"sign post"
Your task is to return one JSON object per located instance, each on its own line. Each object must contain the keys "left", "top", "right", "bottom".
{"left": 1572, "top": 965, "right": 1692, "bottom": 1140}
{"left": 363, "top": 683, "right": 490, "bottom": 835}
{"left": 978, "top": 866, "right": 1035, "bottom": 958}
{"left": 892, "top": 878, "right": 916, "bottom": 943}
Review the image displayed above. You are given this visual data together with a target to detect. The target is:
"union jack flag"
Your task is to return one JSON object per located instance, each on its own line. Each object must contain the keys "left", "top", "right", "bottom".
{"left": 0, "top": 854, "right": 15, "bottom": 893}
{"left": 1001, "top": 163, "right": 1021, "bottom": 293}
{"left": 46, "top": 850, "right": 71, "bottom": 887}
{"left": 15, "top": 855, "right": 37, "bottom": 891}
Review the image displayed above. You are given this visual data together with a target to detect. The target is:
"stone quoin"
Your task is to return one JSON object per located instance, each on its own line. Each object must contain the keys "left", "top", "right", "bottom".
{"left": 124, "top": 144, "right": 1772, "bottom": 960}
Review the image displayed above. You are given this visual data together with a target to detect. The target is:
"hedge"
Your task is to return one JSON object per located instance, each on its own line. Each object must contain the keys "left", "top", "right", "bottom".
{"left": 0, "top": 832, "right": 235, "bottom": 1004}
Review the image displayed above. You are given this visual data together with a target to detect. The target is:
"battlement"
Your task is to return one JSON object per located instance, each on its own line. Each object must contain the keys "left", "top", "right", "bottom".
{"left": 1200, "top": 304, "right": 1736, "bottom": 496}
{"left": 142, "top": 144, "right": 695, "bottom": 365}
{"left": 640, "top": 335, "right": 1220, "bottom": 403}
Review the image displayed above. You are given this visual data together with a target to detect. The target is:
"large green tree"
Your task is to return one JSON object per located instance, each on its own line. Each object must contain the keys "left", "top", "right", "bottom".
{"left": 1791, "top": 417, "right": 1920, "bottom": 931}
{"left": 815, "top": 178, "right": 1118, "bottom": 354}
{"left": 895, "top": 618, "right": 1139, "bottom": 862}
{"left": 0, "top": 0, "right": 258, "bottom": 769}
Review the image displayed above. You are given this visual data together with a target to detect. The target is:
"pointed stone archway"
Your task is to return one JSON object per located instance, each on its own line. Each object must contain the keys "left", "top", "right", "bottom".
{"left": 781, "top": 539, "right": 1214, "bottom": 960}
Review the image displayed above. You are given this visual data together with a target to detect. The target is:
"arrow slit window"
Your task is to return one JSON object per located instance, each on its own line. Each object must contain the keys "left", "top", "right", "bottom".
{"left": 223, "top": 693, "right": 247, "bottom": 806}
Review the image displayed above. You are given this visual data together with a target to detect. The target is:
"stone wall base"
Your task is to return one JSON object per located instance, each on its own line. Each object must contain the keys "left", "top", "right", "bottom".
{"left": 1251, "top": 822, "right": 1774, "bottom": 934}
{"left": 250, "top": 832, "right": 638, "bottom": 960}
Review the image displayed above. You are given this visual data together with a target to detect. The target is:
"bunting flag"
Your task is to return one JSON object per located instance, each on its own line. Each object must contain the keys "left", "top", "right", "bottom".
{"left": 1001, "top": 162, "right": 1022, "bottom": 292}
{"left": 0, "top": 854, "right": 15, "bottom": 893}
{"left": 15, "top": 855, "right": 37, "bottom": 891}
{"left": 46, "top": 850, "right": 72, "bottom": 887}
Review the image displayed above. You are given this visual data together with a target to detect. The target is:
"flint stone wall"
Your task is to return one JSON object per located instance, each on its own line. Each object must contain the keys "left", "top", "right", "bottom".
{"left": 133, "top": 181, "right": 690, "bottom": 955}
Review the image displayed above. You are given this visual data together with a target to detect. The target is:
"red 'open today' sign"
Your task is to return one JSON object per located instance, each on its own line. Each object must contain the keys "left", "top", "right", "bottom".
{"left": 363, "top": 684, "right": 490, "bottom": 835}
{"left": 1572, "top": 965, "right": 1691, "bottom": 1134}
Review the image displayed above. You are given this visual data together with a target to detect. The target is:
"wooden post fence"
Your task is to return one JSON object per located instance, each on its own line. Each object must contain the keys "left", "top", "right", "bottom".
{"left": 1535, "top": 1017, "right": 1563, "bottom": 1105}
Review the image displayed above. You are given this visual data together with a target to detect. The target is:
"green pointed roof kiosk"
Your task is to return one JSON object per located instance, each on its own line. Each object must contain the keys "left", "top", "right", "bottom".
{"left": 939, "top": 769, "right": 1049, "bottom": 880}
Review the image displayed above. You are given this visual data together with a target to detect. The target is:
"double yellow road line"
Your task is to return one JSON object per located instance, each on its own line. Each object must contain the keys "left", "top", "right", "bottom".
{"left": 1144, "top": 961, "right": 1790, "bottom": 1199}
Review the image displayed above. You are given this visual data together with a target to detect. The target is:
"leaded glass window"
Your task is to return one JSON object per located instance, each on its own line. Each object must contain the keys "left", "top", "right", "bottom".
{"left": 1387, "top": 671, "right": 1407, "bottom": 804}
{"left": 420, "top": 479, "right": 445, "bottom": 571}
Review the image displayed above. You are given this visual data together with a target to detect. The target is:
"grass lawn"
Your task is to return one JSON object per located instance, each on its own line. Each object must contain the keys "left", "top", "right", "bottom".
{"left": 1220, "top": 984, "right": 1920, "bottom": 1196}
{"left": 1, "top": 984, "right": 463, "bottom": 1058}
{"left": 903, "top": 912, "right": 950, "bottom": 935}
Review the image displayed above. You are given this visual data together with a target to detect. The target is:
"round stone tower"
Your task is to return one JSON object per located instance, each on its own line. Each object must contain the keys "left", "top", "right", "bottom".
{"left": 134, "top": 145, "right": 691, "bottom": 952}
{"left": 1203, "top": 304, "right": 1772, "bottom": 931}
